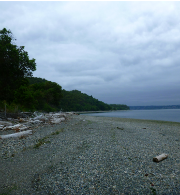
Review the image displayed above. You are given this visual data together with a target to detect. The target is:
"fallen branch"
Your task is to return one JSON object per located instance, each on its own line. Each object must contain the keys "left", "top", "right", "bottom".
{"left": 0, "top": 130, "right": 32, "bottom": 139}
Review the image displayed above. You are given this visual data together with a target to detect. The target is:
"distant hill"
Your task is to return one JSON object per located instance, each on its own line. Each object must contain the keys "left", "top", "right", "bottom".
{"left": 129, "top": 105, "right": 180, "bottom": 110}
{"left": 109, "top": 104, "right": 129, "bottom": 110}
{"left": 59, "top": 89, "right": 112, "bottom": 112}
{"left": 27, "top": 77, "right": 129, "bottom": 112}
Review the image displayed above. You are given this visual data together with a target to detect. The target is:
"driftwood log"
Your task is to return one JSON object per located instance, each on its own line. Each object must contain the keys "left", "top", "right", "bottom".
{"left": 50, "top": 117, "right": 65, "bottom": 124}
{"left": 0, "top": 130, "right": 32, "bottom": 139}
{"left": 153, "top": 153, "right": 168, "bottom": 162}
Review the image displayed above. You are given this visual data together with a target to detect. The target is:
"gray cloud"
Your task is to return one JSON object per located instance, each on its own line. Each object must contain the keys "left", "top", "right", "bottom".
{"left": 1, "top": 1, "right": 180, "bottom": 106}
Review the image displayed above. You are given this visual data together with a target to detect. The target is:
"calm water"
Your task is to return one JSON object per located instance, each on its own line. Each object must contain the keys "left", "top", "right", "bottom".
{"left": 82, "top": 109, "right": 180, "bottom": 123}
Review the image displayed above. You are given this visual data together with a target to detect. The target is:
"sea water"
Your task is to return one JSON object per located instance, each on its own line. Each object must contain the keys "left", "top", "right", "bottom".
{"left": 82, "top": 109, "right": 180, "bottom": 123}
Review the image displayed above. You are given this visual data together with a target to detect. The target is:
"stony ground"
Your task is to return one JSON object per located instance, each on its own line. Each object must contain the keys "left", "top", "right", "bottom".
{"left": 0, "top": 115, "right": 180, "bottom": 195}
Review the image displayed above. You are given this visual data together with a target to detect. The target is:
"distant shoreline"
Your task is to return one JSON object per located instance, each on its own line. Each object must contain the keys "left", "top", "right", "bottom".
{"left": 76, "top": 107, "right": 180, "bottom": 114}
{"left": 75, "top": 106, "right": 180, "bottom": 114}
{"left": 76, "top": 109, "right": 180, "bottom": 123}
{"left": 129, "top": 105, "right": 180, "bottom": 110}
{"left": 76, "top": 110, "right": 117, "bottom": 114}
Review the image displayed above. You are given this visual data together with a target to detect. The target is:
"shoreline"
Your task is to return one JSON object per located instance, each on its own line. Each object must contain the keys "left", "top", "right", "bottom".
{"left": 0, "top": 114, "right": 180, "bottom": 194}
{"left": 84, "top": 115, "right": 180, "bottom": 125}
{"left": 79, "top": 109, "right": 180, "bottom": 123}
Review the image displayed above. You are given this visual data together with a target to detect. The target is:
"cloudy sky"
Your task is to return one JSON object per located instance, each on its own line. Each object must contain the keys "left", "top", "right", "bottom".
{"left": 1, "top": 1, "right": 180, "bottom": 106}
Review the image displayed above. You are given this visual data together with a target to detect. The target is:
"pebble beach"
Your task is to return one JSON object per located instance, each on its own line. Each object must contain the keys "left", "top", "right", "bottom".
{"left": 0, "top": 114, "right": 180, "bottom": 194}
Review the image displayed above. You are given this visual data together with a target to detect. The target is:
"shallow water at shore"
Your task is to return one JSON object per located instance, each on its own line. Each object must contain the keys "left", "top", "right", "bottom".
{"left": 81, "top": 109, "right": 180, "bottom": 123}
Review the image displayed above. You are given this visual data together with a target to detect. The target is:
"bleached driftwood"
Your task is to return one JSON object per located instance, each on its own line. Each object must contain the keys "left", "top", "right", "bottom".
{"left": 51, "top": 118, "right": 61, "bottom": 124}
{"left": 19, "top": 126, "right": 29, "bottom": 131}
{"left": 50, "top": 117, "right": 65, "bottom": 124}
{"left": 3, "top": 124, "right": 29, "bottom": 132}
{"left": 153, "top": 153, "right": 168, "bottom": 162}
{"left": 53, "top": 113, "right": 65, "bottom": 117}
{"left": 0, "top": 130, "right": 32, "bottom": 139}
{"left": 4, "top": 124, "right": 21, "bottom": 130}
{"left": 30, "top": 119, "right": 42, "bottom": 124}
{"left": 66, "top": 112, "right": 74, "bottom": 115}
{"left": 0, "top": 121, "right": 12, "bottom": 126}
{"left": 60, "top": 117, "right": 65, "bottom": 122}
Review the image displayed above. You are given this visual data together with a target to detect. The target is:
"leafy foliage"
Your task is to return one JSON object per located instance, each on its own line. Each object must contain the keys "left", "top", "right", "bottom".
{"left": 29, "top": 81, "right": 63, "bottom": 112}
{"left": 27, "top": 77, "right": 47, "bottom": 85}
{"left": 27, "top": 77, "right": 114, "bottom": 112}
{"left": 26, "top": 77, "right": 130, "bottom": 112}
{"left": 14, "top": 83, "right": 37, "bottom": 110}
{"left": 0, "top": 28, "right": 36, "bottom": 103}
{"left": 0, "top": 76, "right": 129, "bottom": 113}
{"left": 0, "top": 79, "right": 63, "bottom": 112}
{"left": 58, "top": 89, "right": 112, "bottom": 112}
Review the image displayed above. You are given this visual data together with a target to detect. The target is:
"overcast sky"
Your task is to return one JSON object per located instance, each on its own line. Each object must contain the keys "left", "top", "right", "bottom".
{"left": 1, "top": 1, "right": 180, "bottom": 106}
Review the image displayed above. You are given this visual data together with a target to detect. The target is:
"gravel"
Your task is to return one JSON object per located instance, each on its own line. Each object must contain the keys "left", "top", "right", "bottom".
{"left": 0, "top": 115, "right": 180, "bottom": 194}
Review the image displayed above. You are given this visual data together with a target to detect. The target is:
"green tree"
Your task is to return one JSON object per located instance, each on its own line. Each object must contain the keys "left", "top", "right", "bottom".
{"left": 0, "top": 28, "right": 36, "bottom": 103}
{"left": 58, "top": 89, "right": 112, "bottom": 112}
{"left": 14, "top": 84, "right": 37, "bottom": 111}
{"left": 29, "top": 81, "right": 63, "bottom": 111}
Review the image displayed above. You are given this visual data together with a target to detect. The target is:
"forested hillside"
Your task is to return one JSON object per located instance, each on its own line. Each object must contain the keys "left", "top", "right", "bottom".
{"left": 1, "top": 74, "right": 130, "bottom": 113}
{"left": 28, "top": 77, "right": 112, "bottom": 112}
{"left": 28, "top": 77, "right": 129, "bottom": 112}
{"left": 109, "top": 104, "right": 130, "bottom": 110}
{"left": 59, "top": 89, "right": 112, "bottom": 112}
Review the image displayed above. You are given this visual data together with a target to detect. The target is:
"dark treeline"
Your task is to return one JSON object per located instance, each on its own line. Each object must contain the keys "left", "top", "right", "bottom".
{"left": 130, "top": 105, "right": 180, "bottom": 110}
{"left": 59, "top": 89, "right": 112, "bottom": 112}
{"left": 28, "top": 77, "right": 112, "bottom": 112}
{"left": 28, "top": 77, "right": 114, "bottom": 112}
{"left": 109, "top": 104, "right": 130, "bottom": 110}
{"left": 28, "top": 77, "right": 130, "bottom": 112}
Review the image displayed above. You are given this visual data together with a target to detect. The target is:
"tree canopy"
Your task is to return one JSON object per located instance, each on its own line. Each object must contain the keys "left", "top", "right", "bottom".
{"left": 29, "top": 81, "right": 63, "bottom": 112}
{"left": 0, "top": 28, "right": 36, "bottom": 103}
{"left": 27, "top": 77, "right": 130, "bottom": 112}
{"left": 58, "top": 89, "right": 112, "bottom": 112}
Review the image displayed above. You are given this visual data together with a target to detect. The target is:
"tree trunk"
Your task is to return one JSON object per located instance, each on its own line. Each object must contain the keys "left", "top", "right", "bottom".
{"left": 5, "top": 103, "right": 6, "bottom": 118}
